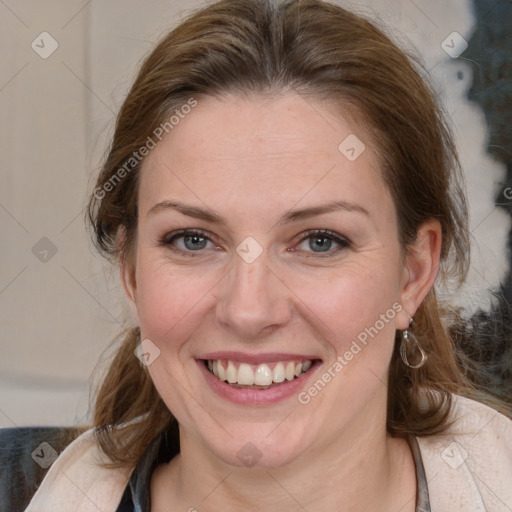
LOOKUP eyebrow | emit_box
[146,200,370,225]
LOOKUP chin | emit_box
[196,421,313,470]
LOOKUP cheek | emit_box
[134,245,402,361]
[134,256,218,347]
[285,261,401,358]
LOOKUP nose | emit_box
[215,252,292,339]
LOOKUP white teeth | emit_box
[285,361,295,381]
[217,362,227,381]
[254,364,272,386]
[207,359,314,386]
[226,361,237,383]
[237,363,255,385]
[272,362,285,383]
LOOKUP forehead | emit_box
[138,92,389,218]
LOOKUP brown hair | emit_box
[86,0,509,467]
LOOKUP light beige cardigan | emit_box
[25,394,512,511]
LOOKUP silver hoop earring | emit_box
[400,320,427,369]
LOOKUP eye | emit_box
[159,228,350,257]
[294,230,350,255]
[160,230,218,253]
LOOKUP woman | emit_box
[25,0,512,510]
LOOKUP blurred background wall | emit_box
[0,0,510,428]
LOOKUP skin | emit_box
[119,91,442,511]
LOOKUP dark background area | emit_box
[453,0,512,403]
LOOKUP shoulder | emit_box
[416,394,512,511]
[25,427,133,512]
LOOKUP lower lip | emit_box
[196,360,321,406]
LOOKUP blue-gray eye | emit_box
[181,234,209,251]
[308,236,333,252]
[295,230,349,254]
[161,230,215,252]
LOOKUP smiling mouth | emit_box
[202,359,317,389]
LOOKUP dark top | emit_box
[116,434,430,512]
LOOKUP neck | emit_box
[151,402,416,511]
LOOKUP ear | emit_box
[117,225,140,325]
[396,219,442,330]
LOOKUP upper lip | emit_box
[198,351,321,364]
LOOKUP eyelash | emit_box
[159,229,351,257]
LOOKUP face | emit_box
[121,92,430,469]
